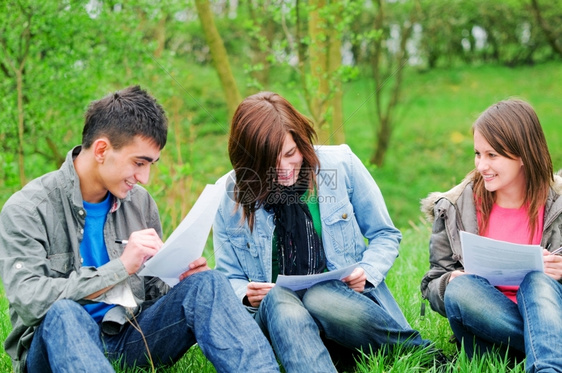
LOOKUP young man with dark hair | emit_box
[0,86,279,373]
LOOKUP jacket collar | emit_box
[58,145,128,213]
[420,170,562,222]
[420,171,475,222]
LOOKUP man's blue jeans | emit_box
[445,272,562,372]
[254,280,427,373]
[26,270,279,373]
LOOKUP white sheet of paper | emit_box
[103,281,137,308]
[460,231,544,286]
[275,263,360,291]
[138,178,226,286]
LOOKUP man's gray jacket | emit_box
[0,146,169,372]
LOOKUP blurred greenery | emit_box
[1,0,562,371]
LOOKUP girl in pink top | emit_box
[420,99,562,372]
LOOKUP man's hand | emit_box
[119,229,163,275]
[342,267,367,292]
[179,257,210,281]
[246,282,275,307]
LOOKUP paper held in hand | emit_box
[275,263,360,291]
[460,231,544,286]
[138,177,226,286]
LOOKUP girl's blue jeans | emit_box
[445,272,562,372]
[254,279,428,373]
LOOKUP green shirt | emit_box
[271,188,322,282]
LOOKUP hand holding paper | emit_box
[179,257,211,281]
[138,178,226,286]
[275,263,360,291]
[460,231,544,286]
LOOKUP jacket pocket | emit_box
[226,229,263,280]
[323,201,359,255]
[48,252,74,277]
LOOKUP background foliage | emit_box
[1,0,561,371]
[2,0,561,230]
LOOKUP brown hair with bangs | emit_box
[472,99,553,243]
[228,92,320,230]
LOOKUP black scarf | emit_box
[265,177,326,276]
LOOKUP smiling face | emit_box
[474,129,526,207]
[87,136,161,202]
[276,132,303,186]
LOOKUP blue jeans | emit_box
[445,274,525,357]
[27,270,279,373]
[254,280,427,373]
[445,272,562,372]
[517,271,562,373]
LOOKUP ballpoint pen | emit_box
[115,240,128,245]
[549,246,562,255]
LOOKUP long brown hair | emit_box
[228,92,320,230]
[472,99,553,242]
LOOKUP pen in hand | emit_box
[115,240,128,245]
[549,246,562,256]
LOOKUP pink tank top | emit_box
[478,203,544,303]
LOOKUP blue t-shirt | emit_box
[81,193,115,322]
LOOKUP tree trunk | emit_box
[246,2,274,90]
[194,0,242,118]
[530,0,562,58]
[154,15,167,59]
[372,117,391,167]
[307,0,345,145]
[308,0,329,133]
[16,68,26,186]
[327,4,344,145]
[370,0,416,167]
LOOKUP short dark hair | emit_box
[82,85,168,150]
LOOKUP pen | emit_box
[115,240,128,245]
[550,246,562,255]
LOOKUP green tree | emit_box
[0,1,101,187]
[0,1,172,189]
[365,0,419,166]
[304,0,346,144]
[193,1,361,145]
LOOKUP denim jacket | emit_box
[214,144,410,327]
[0,146,169,372]
[420,171,562,317]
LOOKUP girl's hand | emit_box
[246,282,275,307]
[342,267,367,292]
[448,270,466,283]
[543,249,562,281]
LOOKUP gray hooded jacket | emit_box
[420,171,562,317]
